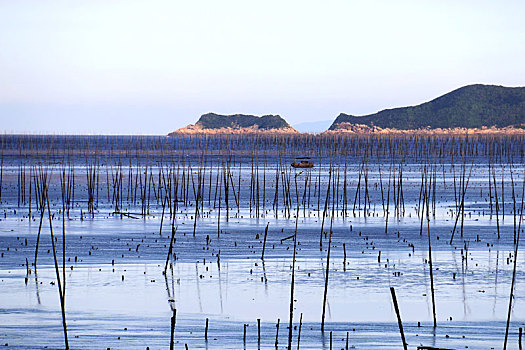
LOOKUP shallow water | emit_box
[1,135,525,349]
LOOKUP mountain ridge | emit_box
[329,84,525,131]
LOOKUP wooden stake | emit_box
[170,309,176,350]
[205,317,208,341]
[390,287,407,350]
[261,222,269,260]
[296,313,303,350]
[275,318,280,347]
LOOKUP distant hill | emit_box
[329,84,525,131]
[169,113,297,135]
[293,120,333,133]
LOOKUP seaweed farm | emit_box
[1,134,525,349]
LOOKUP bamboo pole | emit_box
[390,287,407,350]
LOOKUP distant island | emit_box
[169,113,297,135]
[169,84,525,136]
[329,84,525,133]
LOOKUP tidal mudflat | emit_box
[1,134,525,349]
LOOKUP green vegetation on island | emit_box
[197,113,292,130]
[329,84,525,130]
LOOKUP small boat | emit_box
[291,157,314,168]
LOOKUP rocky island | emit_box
[169,113,298,135]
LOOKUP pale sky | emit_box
[1,0,524,134]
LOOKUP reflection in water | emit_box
[494,250,500,316]
[164,264,176,312]
[34,269,41,305]
[261,260,268,295]
[195,262,203,312]
[218,261,223,313]
[3,246,525,348]
[1,144,525,349]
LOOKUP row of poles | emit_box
[4,133,525,349]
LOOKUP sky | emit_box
[1,0,525,135]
